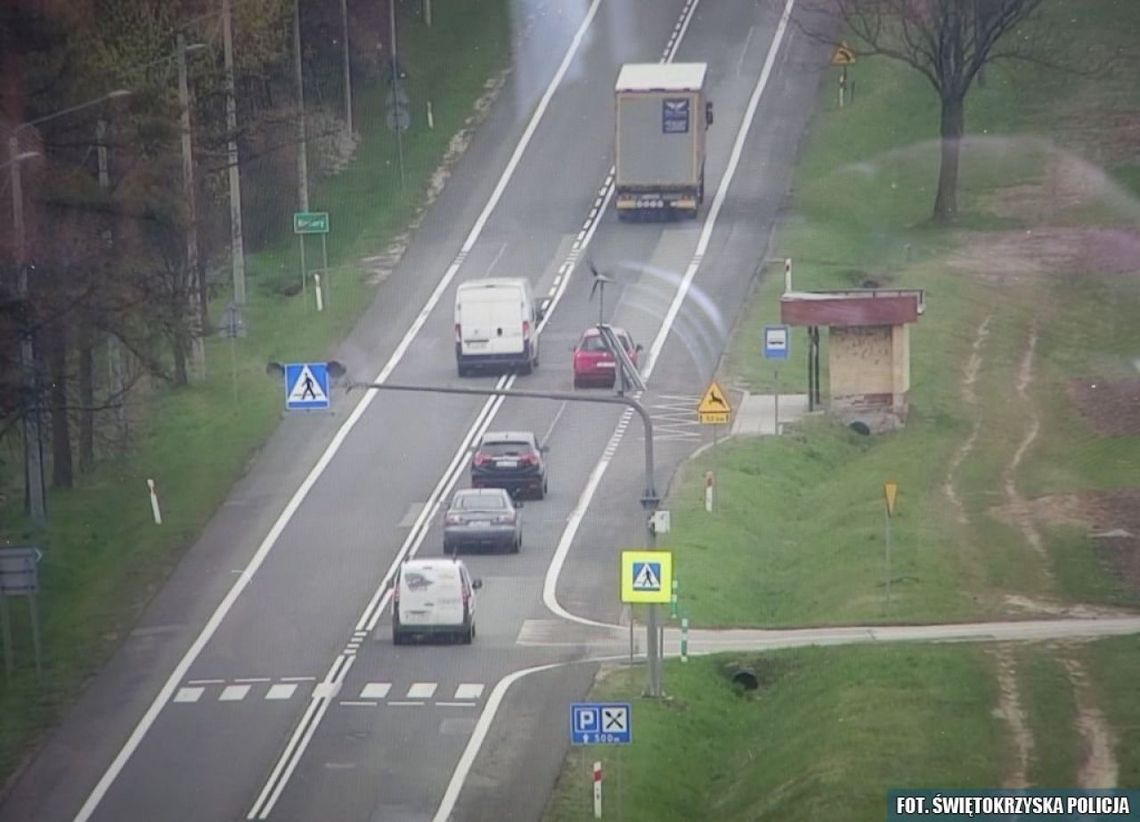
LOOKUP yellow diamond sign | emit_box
[620,550,673,604]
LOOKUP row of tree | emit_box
[0,0,398,513]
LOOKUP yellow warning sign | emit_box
[832,42,857,65]
[884,482,899,517]
[620,550,674,604]
[697,380,732,425]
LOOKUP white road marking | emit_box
[360,682,392,700]
[266,684,298,701]
[397,502,427,528]
[187,679,225,685]
[388,702,425,707]
[280,676,317,683]
[338,701,377,707]
[453,683,484,701]
[436,702,477,708]
[219,685,251,702]
[311,682,342,700]
[173,687,203,704]
[543,0,799,629]
[235,677,271,684]
[407,682,438,699]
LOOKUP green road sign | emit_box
[293,212,330,234]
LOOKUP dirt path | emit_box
[1002,324,1050,566]
[993,646,1033,788]
[944,314,993,522]
[1060,655,1119,788]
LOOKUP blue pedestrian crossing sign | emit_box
[284,362,331,410]
[570,702,632,745]
[620,550,673,604]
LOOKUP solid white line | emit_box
[338,701,377,707]
[388,701,425,707]
[433,663,564,822]
[542,0,798,632]
[235,677,271,684]
[186,679,225,685]
[435,702,477,708]
[279,676,317,683]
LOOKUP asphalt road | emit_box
[7,1,1098,822]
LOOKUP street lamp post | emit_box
[176,35,208,375]
[8,89,130,525]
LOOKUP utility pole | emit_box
[96,120,129,447]
[340,0,353,133]
[8,136,46,526]
[177,33,206,375]
[222,0,247,305]
[293,0,310,212]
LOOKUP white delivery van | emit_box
[391,558,482,645]
[454,278,542,376]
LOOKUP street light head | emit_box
[107,89,132,101]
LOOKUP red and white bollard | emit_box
[784,257,792,292]
[704,470,715,513]
[593,761,603,819]
[147,478,163,525]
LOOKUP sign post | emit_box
[831,42,857,107]
[763,325,790,434]
[293,211,330,298]
[698,380,732,512]
[621,550,673,698]
[883,482,899,608]
[0,546,44,681]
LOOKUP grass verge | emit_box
[545,646,1004,822]
[0,0,513,786]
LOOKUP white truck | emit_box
[614,62,713,221]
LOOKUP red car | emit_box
[572,327,641,388]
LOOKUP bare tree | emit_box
[805,0,1046,222]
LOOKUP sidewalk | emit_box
[730,390,812,436]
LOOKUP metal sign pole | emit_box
[321,234,330,301]
[29,592,42,680]
[774,369,781,434]
[299,235,307,295]
[1,593,11,683]
[885,508,892,609]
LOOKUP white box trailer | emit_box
[614,62,713,221]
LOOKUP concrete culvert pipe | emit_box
[723,662,759,691]
[849,420,871,436]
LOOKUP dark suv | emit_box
[470,431,548,500]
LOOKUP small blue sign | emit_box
[662,98,690,134]
[631,562,662,592]
[571,702,632,745]
[763,325,791,361]
[284,362,331,410]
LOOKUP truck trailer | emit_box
[614,62,713,221]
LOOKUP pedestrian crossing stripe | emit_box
[632,562,662,591]
[620,550,673,604]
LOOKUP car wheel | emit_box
[392,629,404,646]
[462,623,473,644]
[511,533,521,554]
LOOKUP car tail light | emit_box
[446,514,462,525]
[522,320,531,340]
[520,453,537,465]
[455,323,462,342]
[461,586,470,607]
[473,453,491,466]
[494,513,516,524]
[392,581,400,605]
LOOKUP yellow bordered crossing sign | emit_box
[697,380,732,425]
[832,42,857,66]
[884,482,899,517]
[620,550,673,604]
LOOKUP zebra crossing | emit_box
[170,677,486,709]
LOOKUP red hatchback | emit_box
[572,327,641,388]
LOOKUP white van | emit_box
[391,558,481,645]
[454,278,543,376]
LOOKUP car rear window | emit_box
[455,492,507,509]
[480,441,532,456]
[580,335,607,352]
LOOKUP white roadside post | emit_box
[704,470,714,513]
[681,617,689,662]
[147,479,162,525]
[314,272,324,312]
[593,761,602,818]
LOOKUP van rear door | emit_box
[398,563,465,627]
[458,284,526,357]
